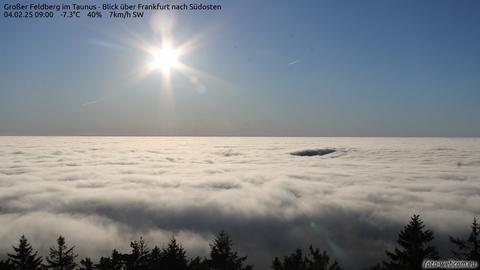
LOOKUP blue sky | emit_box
[1,0,479,136]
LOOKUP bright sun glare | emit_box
[152,45,179,72]
[128,16,204,88]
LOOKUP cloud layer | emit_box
[0,137,479,269]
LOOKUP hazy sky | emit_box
[1,0,479,136]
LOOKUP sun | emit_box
[151,45,179,73]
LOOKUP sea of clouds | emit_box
[0,137,479,269]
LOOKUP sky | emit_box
[0,0,479,136]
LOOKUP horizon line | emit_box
[0,134,478,138]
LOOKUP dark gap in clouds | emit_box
[205,182,241,190]
[290,149,336,157]
[215,149,242,157]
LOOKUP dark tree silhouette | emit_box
[7,222,477,270]
[125,237,150,270]
[188,256,209,270]
[7,235,42,270]
[78,257,94,270]
[160,238,189,270]
[450,217,480,261]
[364,264,383,270]
[95,256,112,270]
[148,246,163,269]
[271,246,343,270]
[95,249,126,270]
[44,236,77,270]
[111,249,124,270]
[272,249,306,270]
[0,259,14,270]
[383,214,439,270]
[208,231,253,270]
[306,246,343,270]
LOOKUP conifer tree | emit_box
[0,259,14,270]
[148,246,163,269]
[450,217,480,261]
[271,247,343,270]
[96,256,113,270]
[364,264,383,270]
[78,257,94,270]
[125,237,150,270]
[208,231,253,270]
[383,214,439,270]
[188,256,209,270]
[271,249,306,270]
[7,235,43,270]
[44,236,77,270]
[306,246,343,270]
[112,249,125,270]
[95,249,124,270]
[161,238,188,270]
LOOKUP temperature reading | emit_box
[62,11,80,18]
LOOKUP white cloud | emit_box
[0,137,479,269]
